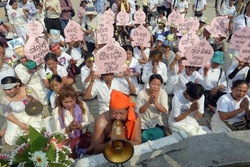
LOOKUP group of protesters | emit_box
[0,0,250,158]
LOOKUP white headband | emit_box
[1,83,18,89]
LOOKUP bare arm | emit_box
[130,116,142,145]
[218,97,249,120]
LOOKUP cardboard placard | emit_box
[64,20,84,42]
[178,17,199,35]
[24,36,49,65]
[178,31,200,54]
[167,10,183,26]
[96,14,114,45]
[239,39,250,62]
[133,9,146,25]
[182,38,214,67]
[229,27,250,49]
[26,19,43,36]
[94,39,127,74]
[211,16,228,34]
[116,11,130,26]
[131,24,151,47]
[103,9,115,24]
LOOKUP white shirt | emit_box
[40,65,68,79]
[52,101,91,133]
[177,0,188,12]
[142,61,168,85]
[198,66,227,91]
[57,52,72,69]
[193,0,206,11]
[233,14,250,32]
[90,78,130,114]
[149,0,158,12]
[216,93,250,124]
[168,92,205,125]
[174,70,203,95]
[80,63,99,90]
[115,57,141,94]
[133,47,150,68]
[137,89,168,129]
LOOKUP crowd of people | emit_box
[0,0,250,159]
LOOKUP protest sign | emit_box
[178,31,200,54]
[96,14,114,45]
[205,16,228,38]
[178,17,199,35]
[116,11,130,26]
[24,36,49,65]
[131,24,151,47]
[133,9,146,25]
[239,39,250,62]
[26,19,43,36]
[182,38,214,67]
[211,16,228,33]
[229,27,250,49]
[103,9,115,24]
[167,10,182,26]
[94,39,127,74]
[64,20,83,42]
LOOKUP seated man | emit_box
[88,90,142,154]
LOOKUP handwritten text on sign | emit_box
[26,19,43,36]
[229,27,250,49]
[178,31,200,53]
[64,20,83,42]
[239,39,250,62]
[103,9,115,24]
[168,10,183,26]
[94,39,127,74]
[24,37,49,65]
[96,15,114,45]
[133,9,146,24]
[178,17,199,34]
[182,39,214,67]
[116,11,130,26]
[131,24,151,47]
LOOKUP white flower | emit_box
[30,151,48,167]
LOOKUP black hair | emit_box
[0,41,4,48]
[158,9,164,15]
[1,76,19,85]
[122,45,134,55]
[100,73,114,80]
[244,1,250,14]
[44,52,58,63]
[149,49,163,60]
[232,79,249,89]
[185,82,204,100]
[9,0,18,6]
[49,74,62,83]
[84,52,94,61]
[149,74,163,84]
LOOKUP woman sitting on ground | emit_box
[1,76,43,145]
[168,82,211,137]
[137,74,170,142]
[51,86,91,136]
[211,79,250,133]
